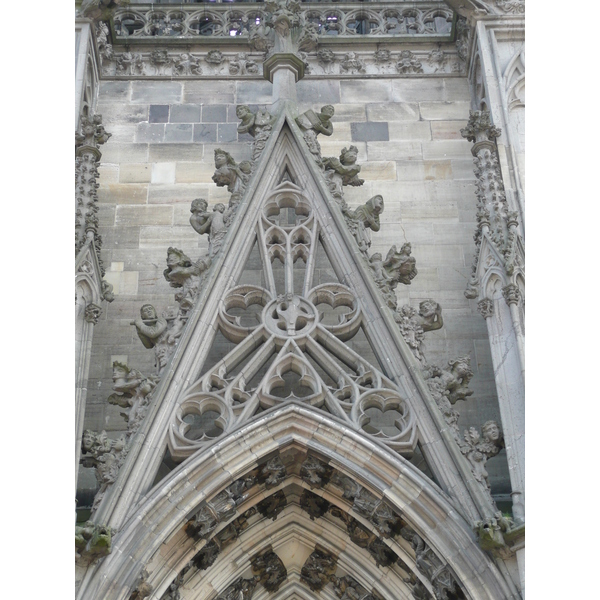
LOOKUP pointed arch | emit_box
[79,404,515,600]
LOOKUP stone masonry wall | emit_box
[85,75,510,496]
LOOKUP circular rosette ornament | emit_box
[308,283,362,341]
[219,285,272,343]
[169,392,233,460]
[355,389,417,455]
[264,294,318,340]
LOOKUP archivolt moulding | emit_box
[78,404,516,600]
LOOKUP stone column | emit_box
[461,111,525,525]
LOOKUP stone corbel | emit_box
[85,303,103,324]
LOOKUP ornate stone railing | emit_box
[112,2,455,41]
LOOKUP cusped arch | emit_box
[80,403,514,600]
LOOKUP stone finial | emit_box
[502,283,521,305]
[477,298,494,319]
[460,110,501,144]
[76,113,111,154]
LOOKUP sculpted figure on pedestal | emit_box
[108,361,158,435]
[460,421,504,496]
[251,548,288,592]
[212,149,249,206]
[295,105,335,165]
[216,577,258,600]
[164,247,207,313]
[394,300,443,364]
[301,549,337,591]
[369,243,418,308]
[323,145,365,202]
[236,105,277,162]
[131,304,169,373]
[343,195,384,255]
[81,429,126,514]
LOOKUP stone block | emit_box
[201,143,251,163]
[395,161,425,182]
[101,143,149,164]
[98,165,119,184]
[119,271,140,296]
[326,121,351,143]
[148,144,204,162]
[193,123,217,143]
[184,80,236,104]
[175,162,216,184]
[391,78,445,103]
[236,80,273,104]
[208,183,232,203]
[340,80,392,103]
[419,101,471,121]
[218,123,238,143]
[151,163,176,184]
[431,120,468,140]
[119,163,152,184]
[115,205,173,226]
[351,122,389,142]
[97,104,148,125]
[397,200,459,222]
[149,184,211,204]
[366,141,422,161]
[164,123,193,143]
[388,121,432,141]
[410,244,464,266]
[97,184,148,205]
[139,226,200,249]
[330,104,367,122]
[423,160,453,181]
[366,103,419,122]
[422,140,471,160]
[105,124,137,144]
[360,161,396,181]
[442,78,471,101]
[103,271,121,295]
[98,81,131,102]
[202,104,228,123]
[149,105,169,123]
[98,226,141,249]
[131,81,183,104]
[136,123,165,143]
[109,262,124,273]
[98,205,116,228]
[170,104,202,123]
[450,159,477,180]
[296,79,341,105]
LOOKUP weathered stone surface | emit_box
[135,123,165,144]
[150,163,176,185]
[202,105,228,123]
[419,101,471,121]
[193,124,218,143]
[115,205,173,226]
[148,144,205,162]
[119,164,152,184]
[366,141,422,161]
[164,124,193,143]
[388,121,432,141]
[184,80,236,104]
[97,184,148,205]
[170,104,202,123]
[341,80,392,103]
[149,105,169,124]
[131,82,182,104]
[366,103,420,122]
[351,122,389,142]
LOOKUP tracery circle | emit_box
[263,294,319,339]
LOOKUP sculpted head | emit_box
[419,299,438,318]
[370,252,382,263]
[448,356,473,379]
[162,305,179,320]
[400,242,412,255]
[321,105,335,118]
[214,149,234,168]
[112,361,129,381]
[482,420,501,443]
[166,247,191,268]
[239,160,252,175]
[340,145,358,166]
[214,203,226,213]
[236,104,251,119]
[140,304,157,321]
[82,430,96,452]
[191,198,208,214]
[367,195,384,215]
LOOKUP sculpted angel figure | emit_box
[383,242,418,286]
[190,199,233,257]
[394,299,443,364]
[212,149,248,205]
[295,105,335,164]
[343,195,384,254]
[237,105,277,161]
[323,145,365,201]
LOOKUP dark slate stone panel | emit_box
[202,104,228,123]
[149,105,169,123]
[351,121,389,142]
[193,123,217,143]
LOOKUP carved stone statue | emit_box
[343,195,384,254]
[301,549,337,591]
[191,540,220,572]
[190,202,233,259]
[163,247,207,314]
[236,105,278,161]
[460,421,504,494]
[260,456,287,488]
[131,304,169,373]
[394,300,443,364]
[107,362,157,436]
[80,429,126,514]
[323,145,365,202]
[188,476,256,539]
[295,105,335,165]
[212,149,248,206]
[216,577,258,600]
[75,520,112,563]
[331,575,375,600]
[300,455,332,488]
[300,489,331,521]
[257,490,287,521]
[369,243,418,308]
[251,549,288,592]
